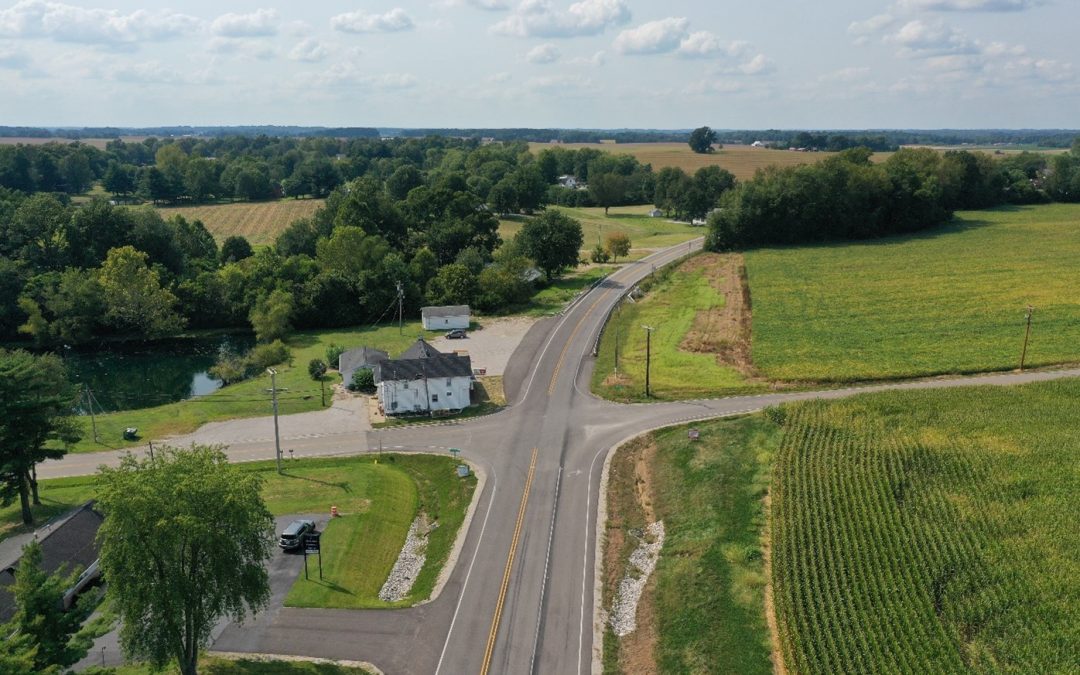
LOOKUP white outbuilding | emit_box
[421,305,470,330]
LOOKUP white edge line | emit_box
[435,464,499,675]
[530,465,563,674]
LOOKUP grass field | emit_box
[747,203,1080,382]
[592,253,760,401]
[86,655,374,674]
[602,417,780,674]
[529,143,846,180]
[156,198,325,246]
[772,380,1080,673]
[2,454,475,611]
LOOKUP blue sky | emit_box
[0,0,1076,128]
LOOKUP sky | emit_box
[0,0,1077,129]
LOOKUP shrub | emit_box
[590,244,610,264]
[326,343,345,369]
[349,368,375,392]
[209,340,291,386]
[308,358,327,380]
[247,340,291,371]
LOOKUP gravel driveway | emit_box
[428,316,536,376]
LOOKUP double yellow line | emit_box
[480,446,539,675]
[547,290,611,395]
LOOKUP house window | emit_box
[391,402,398,410]
[432,394,439,402]
[446,391,452,397]
[446,378,452,386]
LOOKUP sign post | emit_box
[303,532,322,580]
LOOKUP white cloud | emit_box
[312,63,417,89]
[211,9,278,38]
[435,0,510,9]
[331,8,414,34]
[819,66,871,82]
[491,0,630,38]
[613,17,687,55]
[113,60,219,85]
[526,42,560,63]
[526,72,593,91]
[739,53,774,75]
[0,43,27,67]
[289,38,328,63]
[0,1,199,44]
[887,19,976,57]
[676,32,750,59]
[848,14,894,37]
[897,0,1042,11]
[208,37,276,60]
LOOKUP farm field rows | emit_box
[528,142,860,180]
[772,380,1080,673]
[746,203,1080,382]
[156,198,326,246]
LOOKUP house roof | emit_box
[0,501,104,623]
[339,346,388,371]
[399,338,443,360]
[374,353,473,383]
[421,305,470,319]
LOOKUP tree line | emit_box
[708,143,1080,250]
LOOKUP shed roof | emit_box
[421,305,470,319]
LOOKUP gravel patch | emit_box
[378,516,429,602]
[609,520,665,637]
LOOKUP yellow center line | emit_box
[548,290,611,395]
[480,446,539,675]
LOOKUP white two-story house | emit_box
[374,339,474,415]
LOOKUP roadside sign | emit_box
[303,532,321,554]
[688,429,700,441]
[449,447,461,458]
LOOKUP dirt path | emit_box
[678,252,756,378]
[762,490,788,675]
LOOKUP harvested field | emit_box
[678,253,754,377]
[155,198,326,245]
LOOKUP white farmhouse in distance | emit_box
[421,305,470,330]
[374,338,474,416]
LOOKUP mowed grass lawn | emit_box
[1,454,476,610]
[156,198,326,246]
[69,322,437,453]
[592,258,761,401]
[284,454,476,608]
[747,203,1080,382]
[499,205,701,260]
[772,380,1080,673]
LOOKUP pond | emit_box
[62,334,256,414]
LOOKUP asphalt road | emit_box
[49,237,1080,674]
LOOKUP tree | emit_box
[249,288,293,342]
[605,231,631,262]
[426,263,477,306]
[60,152,93,194]
[308,358,327,380]
[688,126,719,154]
[7,540,94,671]
[588,173,628,215]
[0,349,79,525]
[98,246,184,338]
[518,210,583,281]
[103,161,137,198]
[488,179,518,214]
[220,235,254,263]
[96,447,274,675]
[183,157,218,202]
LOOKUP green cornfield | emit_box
[770,380,1079,673]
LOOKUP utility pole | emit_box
[1019,305,1034,371]
[643,325,655,397]
[83,385,99,443]
[396,281,404,335]
[267,368,282,474]
[148,441,154,461]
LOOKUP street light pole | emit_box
[1019,305,1034,371]
[267,368,282,474]
[643,325,655,397]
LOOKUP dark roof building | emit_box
[338,346,389,386]
[0,501,104,622]
[374,338,472,383]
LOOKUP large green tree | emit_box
[688,126,719,154]
[588,172,628,215]
[96,447,274,675]
[98,246,184,338]
[517,210,583,281]
[249,288,294,342]
[6,540,94,671]
[0,349,80,525]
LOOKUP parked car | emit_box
[446,329,467,339]
[278,519,316,551]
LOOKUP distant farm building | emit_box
[422,305,470,330]
[649,208,663,218]
[557,175,580,189]
[375,339,474,415]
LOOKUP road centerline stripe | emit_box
[480,446,539,675]
[549,290,611,395]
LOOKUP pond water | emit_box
[62,334,255,414]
